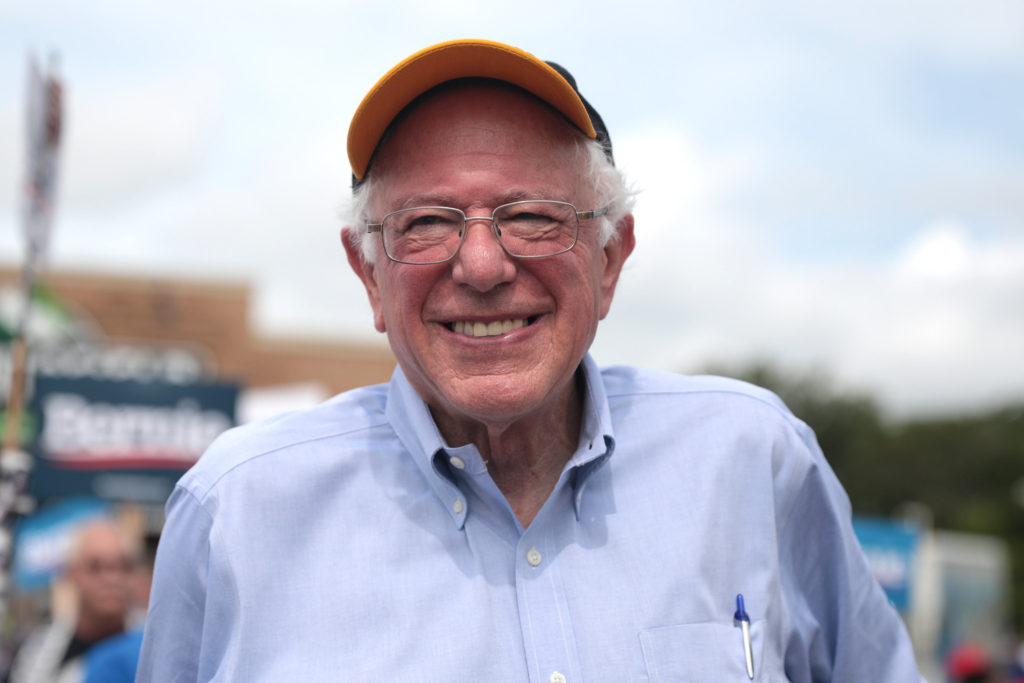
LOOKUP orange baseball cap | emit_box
[347,39,612,185]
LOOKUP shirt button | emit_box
[453,499,464,514]
[550,673,567,683]
[450,455,466,469]
[526,547,542,567]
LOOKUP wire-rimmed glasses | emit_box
[366,200,609,265]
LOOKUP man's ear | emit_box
[341,227,387,333]
[598,214,636,320]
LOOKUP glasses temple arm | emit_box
[576,207,610,220]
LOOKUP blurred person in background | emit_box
[1012,639,1024,682]
[8,519,131,683]
[80,534,158,683]
[945,642,995,683]
[139,39,926,681]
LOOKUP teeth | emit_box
[452,319,527,337]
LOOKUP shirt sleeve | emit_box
[136,485,216,683]
[776,418,926,683]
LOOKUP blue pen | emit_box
[734,594,755,679]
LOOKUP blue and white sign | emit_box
[853,516,921,612]
[28,376,238,505]
[12,497,111,591]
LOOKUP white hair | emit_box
[341,136,634,263]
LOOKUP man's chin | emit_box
[433,373,570,426]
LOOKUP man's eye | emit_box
[505,212,553,224]
[393,214,462,243]
[409,214,447,226]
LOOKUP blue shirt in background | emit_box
[84,628,143,683]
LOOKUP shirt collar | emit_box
[385,354,616,528]
[385,364,468,526]
[569,354,616,519]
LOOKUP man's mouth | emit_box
[447,318,534,338]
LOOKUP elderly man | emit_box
[139,40,925,681]
[9,519,132,683]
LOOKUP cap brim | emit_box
[347,39,597,182]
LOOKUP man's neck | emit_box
[431,372,585,528]
[74,613,125,644]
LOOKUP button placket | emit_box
[512,491,582,683]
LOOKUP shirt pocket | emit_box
[639,620,767,682]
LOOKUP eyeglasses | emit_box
[78,556,133,575]
[366,200,609,265]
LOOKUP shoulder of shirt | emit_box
[177,382,390,500]
[598,365,824,471]
[599,364,797,421]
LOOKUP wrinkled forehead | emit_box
[367,79,590,188]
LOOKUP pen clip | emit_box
[734,593,750,624]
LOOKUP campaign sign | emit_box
[13,497,111,591]
[28,376,238,505]
[852,516,920,612]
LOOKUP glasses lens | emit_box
[494,201,578,257]
[382,207,464,263]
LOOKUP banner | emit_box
[23,53,63,269]
[852,516,921,612]
[0,340,210,404]
[28,376,238,505]
[11,497,111,591]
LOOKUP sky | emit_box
[1,0,1022,418]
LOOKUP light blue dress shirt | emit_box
[138,356,925,682]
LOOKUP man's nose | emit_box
[450,217,516,291]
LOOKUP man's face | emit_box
[68,525,131,621]
[346,84,633,433]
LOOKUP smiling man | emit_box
[344,78,631,528]
[138,40,925,682]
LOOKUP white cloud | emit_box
[747,0,1024,62]
[60,72,221,210]
[833,246,1024,417]
[0,102,22,227]
[896,222,972,282]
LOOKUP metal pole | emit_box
[1,51,63,658]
